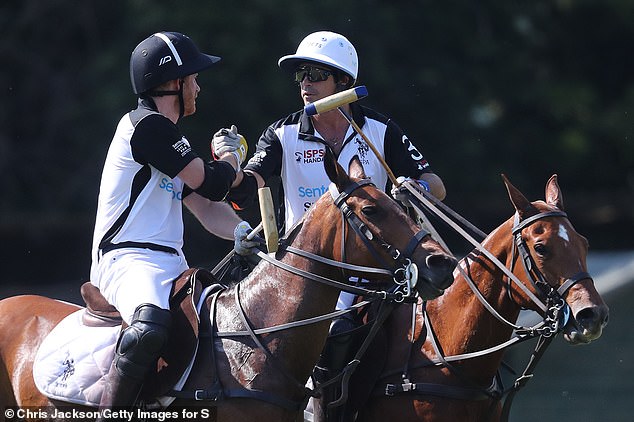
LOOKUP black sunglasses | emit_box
[294,66,334,83]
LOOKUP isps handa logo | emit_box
[295,149,325,164]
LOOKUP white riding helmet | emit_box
[278,31,359,82]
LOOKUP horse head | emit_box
[503,174,609,344]
[311,148,457,299]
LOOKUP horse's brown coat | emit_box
[353,175,609,422]
[0,152,456,422]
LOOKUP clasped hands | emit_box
[211,124,248,167]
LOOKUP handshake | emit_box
[211,124,248,166]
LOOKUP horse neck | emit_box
[424,219,523,379]
[213,215,347,394]
[240,209,344,330]
[284,221,346,315]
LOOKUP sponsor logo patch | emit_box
[297,184,327,198]
[159,177,183,200]
[172,137,192,157]
[295,149,325,164]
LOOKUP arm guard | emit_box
[194,161,237,201]
[226,171,258,210]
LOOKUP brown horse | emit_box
[350,174,609,422]
[0,151,456,422]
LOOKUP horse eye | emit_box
[534,243,548,256]
[361,205,377,216]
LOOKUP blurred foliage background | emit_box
[1,0,632,284]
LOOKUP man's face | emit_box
[295,63,338,106]
[181,73,200,117]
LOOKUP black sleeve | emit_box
[226,171,259,210]
[383,119,432,178]
[182,160,238,201]
[244,124,283,179]
[130,114,198,178]
[194,160,237,201]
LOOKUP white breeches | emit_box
[91,248,188,325]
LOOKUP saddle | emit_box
[80,267,222,398]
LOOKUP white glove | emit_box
[233,221,261,255]
[211,124,248,165]
[391,176,430,206]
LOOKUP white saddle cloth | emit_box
[32,284,216,408]
[33,309,119,407]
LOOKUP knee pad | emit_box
[113,304,172,381]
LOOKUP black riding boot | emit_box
[97,304,171,420]
[98,363,144,418]
[312,316,360,422]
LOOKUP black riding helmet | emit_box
[130,32,220,116]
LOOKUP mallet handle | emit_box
[338,108,400,186]
[304,86,368,116]
[258,187,279,253]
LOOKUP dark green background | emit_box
[1,12,632,420]
[2,1,633,284]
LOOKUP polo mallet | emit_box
[305,85,398,186]
[304,87,449,250]
[257,186,279,253]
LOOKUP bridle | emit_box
[263,178,430,303]
[178,178,433,410]
[328,178,430,297]
[330,179,430,273]
[379,208,593,421]
[509,210,591,324]
[446,209,591,346]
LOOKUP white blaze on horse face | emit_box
[558,224,570,243]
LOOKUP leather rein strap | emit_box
[379,208,593,421]
[330,179,430,273]
[175,179,426,411]
[512,211,591,299]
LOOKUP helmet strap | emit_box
[146,89,180,97]
[143,79,186,119]
[146,80,185,119]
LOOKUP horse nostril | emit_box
[426,254,458,272]
[576,306,609,330]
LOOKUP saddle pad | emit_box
[33,309,119,407]
[32,286,215,408]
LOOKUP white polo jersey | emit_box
[90,100,198,281]
[245,103,431,232]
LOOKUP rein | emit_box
[246,179,425,303]
[179,178,426,411]
[402,183,549,312]
[381,184,592,421]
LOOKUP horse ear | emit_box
[545,174,564,211]
[501,174,537,219]
[324,146,350,187]
[348,155,367,179]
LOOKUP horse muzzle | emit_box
[563,302,609,345]
[415,253,457,300]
